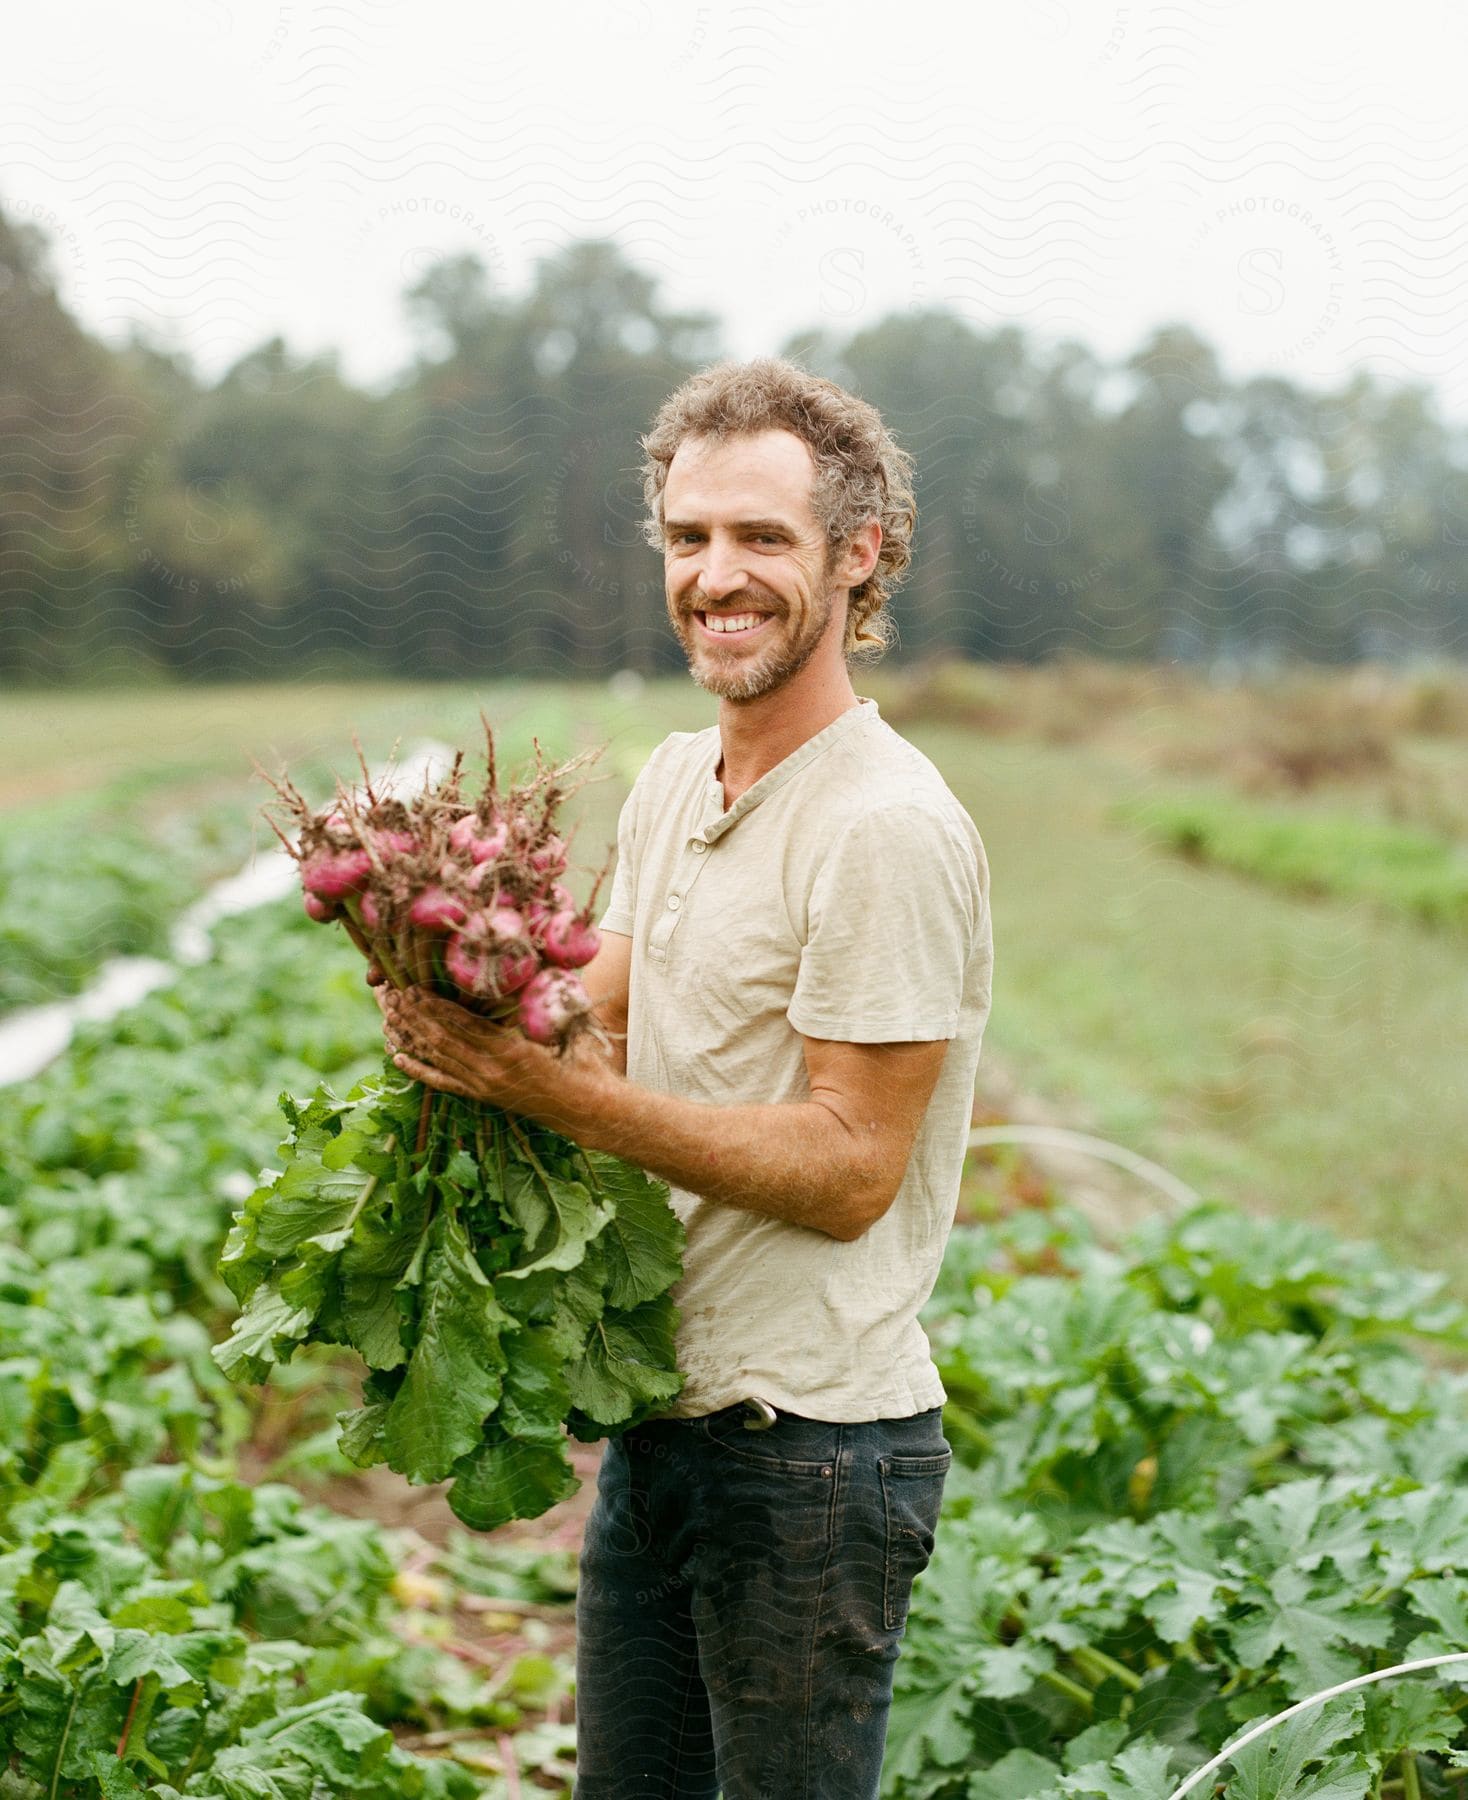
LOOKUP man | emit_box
[381,357,993,1797]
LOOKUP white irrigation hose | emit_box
[1162,1653,1468,1799]
[966,1124,1203,1212]
[0,741,455,1089]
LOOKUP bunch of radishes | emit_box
[266,726,605,1052]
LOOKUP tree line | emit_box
[1,202,1465,682]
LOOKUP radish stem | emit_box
[115,1677,144,1758]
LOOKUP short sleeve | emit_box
[597,762,647,938]
[787,804,982,1044]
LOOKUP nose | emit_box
[695,536,750,603]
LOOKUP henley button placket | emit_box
[647,831,717,960]
[647,701,875,966]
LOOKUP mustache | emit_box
[684,596,782,617]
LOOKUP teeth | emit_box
[704,613,765,633]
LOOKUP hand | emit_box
[376,985,610,1133]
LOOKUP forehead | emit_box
[664,428,818,523]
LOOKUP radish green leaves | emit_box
[214,1058,684,1529]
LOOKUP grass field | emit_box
[5,663,1466,1286]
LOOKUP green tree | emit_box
[0,209,137,679]
[1109,324,1233,661]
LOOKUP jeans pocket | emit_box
[878,1449,952,1632]
[699,1408,839,1475]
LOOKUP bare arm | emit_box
[571,1033,950,1241]
[379,981,950,1243]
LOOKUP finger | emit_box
[385,1016,430,1060]
[385,999,440,1044]
[391,1013,476,1078]
[391,999,477,1052]
[408,991,469,1027]
[415,1034,480,1083]
[381,992,420,1030]
[392,1051,476,1101]
[386,989,438,1024]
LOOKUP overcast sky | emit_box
[6,0,1468,421]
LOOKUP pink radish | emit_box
[444,909,537,997]
[372,828,419,857]
[496,947,540,993]
[443,933,485,995]
[409,885,468,934]
[485,904,528,944]
[267,716,616,1052]
[524,882,576,935]
[518,968,591,1044]
[542,909,599,969]
[528,834,567,877]
[301,848,373,898]
[444,928,538,998]
[449,814,509,865]
[447,814,480,854]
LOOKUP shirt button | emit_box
[690,840,707,854]
[667,895,681,911]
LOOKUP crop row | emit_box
[887,1200,1468,1796]
[1,896,578,1796]
[0,780,266,1016]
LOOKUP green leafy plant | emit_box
[0,902,381,1299]
[0,1464,501,1797]
[883,1202,1468,1798]
[0,1249,247,1510]
[0,784,259,1015]
[213,1061,684,1530]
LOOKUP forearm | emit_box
[379,988,881,1237]
[573,1069,878,1240]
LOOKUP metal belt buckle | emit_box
[741,1396,778,1431]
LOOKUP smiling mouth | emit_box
[694,611,774,642]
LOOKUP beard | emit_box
[672,585,837,703]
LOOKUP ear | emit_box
[831,518,882,590]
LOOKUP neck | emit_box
[714,654,861,803]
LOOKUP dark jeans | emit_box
[572,1401,951,1799]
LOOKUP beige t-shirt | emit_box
[599,696,993,1421]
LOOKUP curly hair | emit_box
[639,356,916,661]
